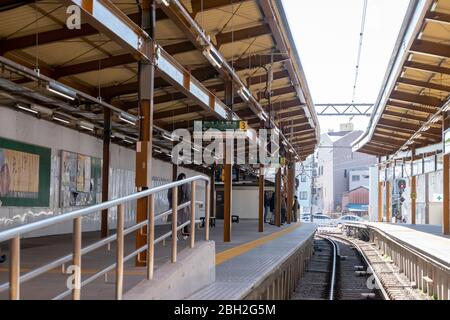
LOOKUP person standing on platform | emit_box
[281,190,287,224]
[292,196,300,223]
[168,173,191,240]
[269,192,275,225]
[264,192,271,223]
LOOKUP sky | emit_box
[282,0,410,134]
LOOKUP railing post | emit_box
[190,181,196,249]
[9,236,20,300]
[116,204,125,300]
[172,186,178,263]
[205,180,210,241]
[72,217,82,300]
[147,194,155,280]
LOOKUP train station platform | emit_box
[188,223,317,300]
[349,222,450,266]
[0,220,306,300]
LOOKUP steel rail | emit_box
[316,235,338,300]
[325,233,391,301]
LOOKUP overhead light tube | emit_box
[119,112,137,126]
[16,103,38,115]
[203,46,223,69]
[46,82,76,101]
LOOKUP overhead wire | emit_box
[351,0,369,120]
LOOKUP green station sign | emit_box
[194,120,248,132]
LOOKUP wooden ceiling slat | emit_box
[387,99,437,114]
[425,11,450,25]
[390,90,444,107]
[383,110,428,122]
[404,61,450,76]
[397,77,450,93]
[216,24,272,47]
[410,40,450,59]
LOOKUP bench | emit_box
[200,217,216,228]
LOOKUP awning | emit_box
[347,204,369,212]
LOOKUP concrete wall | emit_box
[124,241,215,300]
[232,187,259,219]
[0,107,207,236]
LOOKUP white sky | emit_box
[282,0,410,133]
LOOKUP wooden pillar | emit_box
[210,164,216,218]
[258,164,265,233]
[172,163,178,181]
[378,181,383,222]
[223,81,233,242]
[443,154,450,235]
[377,164,383,223]
[411,176,417,225]
[224,158,232,242]
[287,163,295,225]
[386,181,391,223]
[135,0,156,265]
[275,167,282,227]
[101,108,111,238]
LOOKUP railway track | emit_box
[292,234,385,300]
[293,230,428,300]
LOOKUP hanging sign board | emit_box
[444,129,450,155]
[424,155,436,174]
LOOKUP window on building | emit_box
[352,175,360,182]
[300,192,308,200]
[301,176,307,183]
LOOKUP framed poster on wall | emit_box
[60,150,102,208]
[0,137,51,207]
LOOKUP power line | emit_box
[352,0,368,104]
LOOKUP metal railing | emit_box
[344,222,450,300]
[0,175,210,300]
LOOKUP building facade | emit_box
[315,130,377,215]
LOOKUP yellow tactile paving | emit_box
[215,223,302,265]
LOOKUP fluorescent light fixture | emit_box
[154,148,162,154]
[157,0,170,6]
[162,132,175,141]
[274,127,280,135]
[46,82,76,101]
[79,120,94,131]
[31,104,53,116]
[260,111,268,122]
[282,140,287,146]
[112,132,125,140]
[119,112,137,126]
[237,87,251,102]
[123,138,134,144]
[192,145,201,152]
[203,46,223,69]
[443,103,450,112]
[16,103,38,114]
[53,115,70,125]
